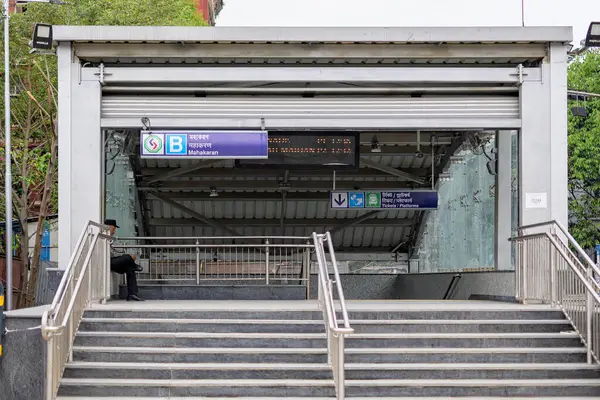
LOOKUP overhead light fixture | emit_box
[585,22,600,47]
[209,188,219,197]
[370,136,382,153]
[31,23,53,50]
[571,106,588,118]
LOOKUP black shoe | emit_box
[127,294,144,301]
[135,265,143,272]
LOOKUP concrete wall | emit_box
[0,306,48,400]
[392,271,515,300]
[309,271,515,300]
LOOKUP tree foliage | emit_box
[0,0,205,307]
[567,50,600,249]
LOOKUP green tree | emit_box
[567,50,600,249]
[0,0,206,308]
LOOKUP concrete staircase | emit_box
[56,300,600,399]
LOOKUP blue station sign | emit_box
[140,131,269,159]
[330,190,438,210]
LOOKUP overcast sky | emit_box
[217,0,599,45]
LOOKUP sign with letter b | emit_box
[166,134,188,155]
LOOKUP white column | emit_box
[57,42,73,269]
[58,45,103,269]
[519,44,569,229]
[496,131,513,270]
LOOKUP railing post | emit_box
[587,265,593,364]
[522,240,528,303]
[45,338,53,400]
[102,235,107,303]
[88,234,94,303]
[196,239,200,285]
[304,242,311,299]
[67,278,74,362]
[549,242,556,307]
[337,334,345,400]
[265,239,270,285]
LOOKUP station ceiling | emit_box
[124,131,475,253]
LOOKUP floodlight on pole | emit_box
[585,22,600,48]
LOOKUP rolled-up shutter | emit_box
[101,95,520,129]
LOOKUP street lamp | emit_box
[585,22,600,48]
[3,0,56,311]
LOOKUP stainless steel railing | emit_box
[313,232,353,400]
[112,236,312,286]
[41,221,111,400]
[513,220,600,364]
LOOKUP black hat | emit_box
[104,219,120,228]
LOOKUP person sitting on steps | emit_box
[105,219,144,302]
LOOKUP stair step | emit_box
[55,398,600,400]
[65,361,599,371]
[344,379,600,397]
[62,361,600,380]
[78,317,572,333]
[79,318,326,333]
[81,318,324,324]
[346,347,587,354]
[71,345,589,364]
[76,331,325,338]
[57,378,336,397]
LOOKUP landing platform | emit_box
[90,300,556,312]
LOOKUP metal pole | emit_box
[3,0,13,311]
[586,265,593,364]
[265,239,269,285]
[195,239,200,285]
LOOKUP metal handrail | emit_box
[517,220,600,278]
[443,273,462,300]
[112,238,313,286]
[116,236,312,240]
[512,229,600,364]
[312,232,353,400]
[41,221,111,400]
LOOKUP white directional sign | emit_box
[330,192,348,208]
[330,190,439,210]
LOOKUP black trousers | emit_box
[110,255,139,296]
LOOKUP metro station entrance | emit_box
[102,125,511,299]
[55,26,569,301]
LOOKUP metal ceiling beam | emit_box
[139,181,424,191]
[102,117,522,130]
[147,192,242,236]
[143,160,220,184]
[150,192,331,201]
[360,158,425,184]
[74,43,547,61]
[140,168,431,180]
[329,211,383,234]
[84,66,541,85]
[149,217,412,227]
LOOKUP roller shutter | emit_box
[101,95,520,129]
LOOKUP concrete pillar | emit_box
[496,130,514,270]
[519,43,569,230]
[58,45,103,269]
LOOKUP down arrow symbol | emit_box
[334,194,346,207]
